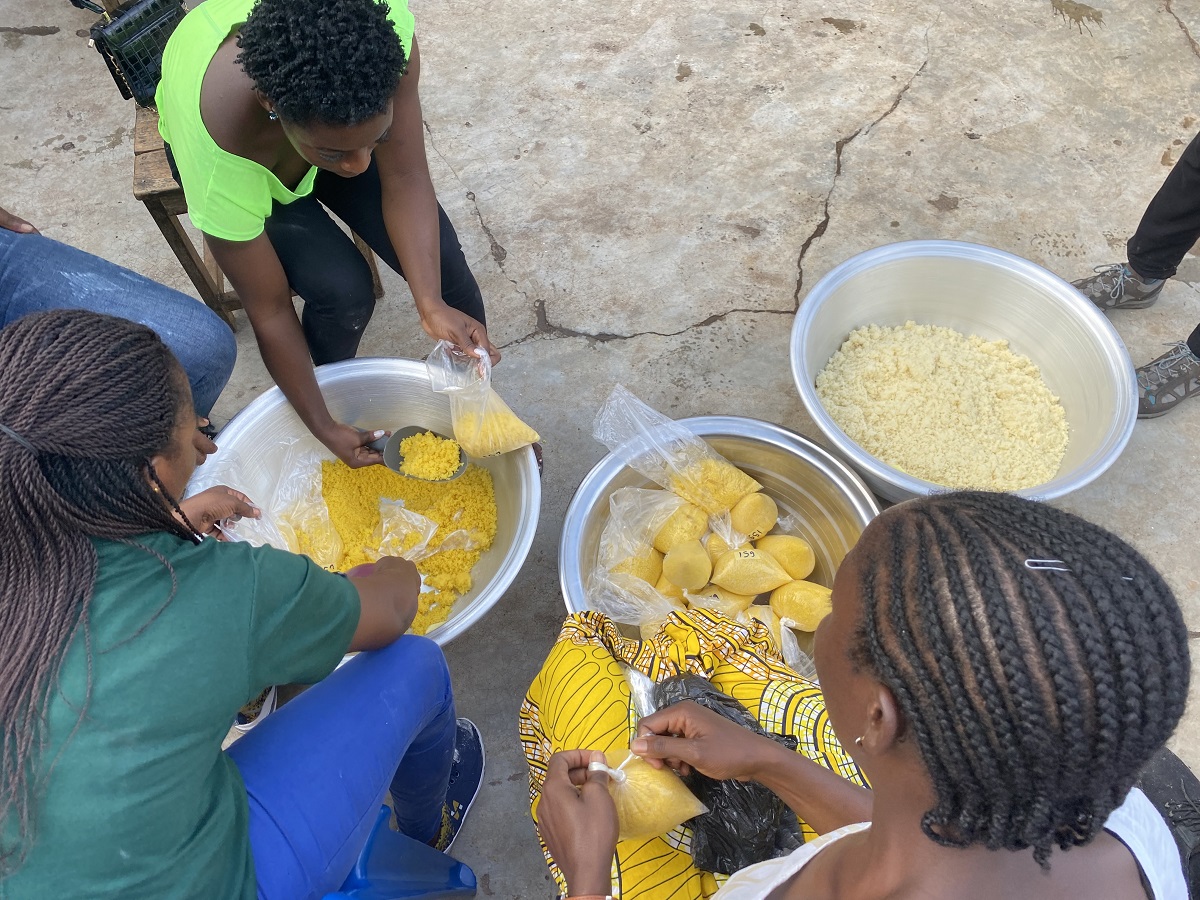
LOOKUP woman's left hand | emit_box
[419,304,501,365]
[178,486,260,539]
[538,750,619,896]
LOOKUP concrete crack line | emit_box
[791,41,930,307]
[421,121,509,270]
[1163,0,1200,61]
[504,32,933,350]
[501,305,793,349]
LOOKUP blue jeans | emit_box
[0,230,236,416]
[227,636,456,900]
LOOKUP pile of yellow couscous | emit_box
[399,430,462,480]
[320,459,498,635]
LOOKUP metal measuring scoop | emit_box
[367,426,468,482]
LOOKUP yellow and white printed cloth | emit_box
[520,609,867,900]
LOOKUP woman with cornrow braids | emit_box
[0,310,485,898]
[537,492,1191,900]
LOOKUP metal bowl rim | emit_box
[558,415,881,615]
[788,240,1139,501]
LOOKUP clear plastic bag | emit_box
[426,340,539,457]
[188,440,342,569]
[592,385,760,515]
[588,487,684,626]
[590,749,707,843]
[652,674,803,874]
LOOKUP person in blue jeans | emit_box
[0,203,236,418]
[0,309,485,899]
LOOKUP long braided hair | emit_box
[852,491,1189,867]
[0,310,201,872]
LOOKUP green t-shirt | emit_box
[0,532,359,899]
[155,0,416,241]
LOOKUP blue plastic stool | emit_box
[321,806,477,900]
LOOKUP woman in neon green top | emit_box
[157,0,499,467]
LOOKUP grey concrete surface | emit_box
[2,0,1199,896]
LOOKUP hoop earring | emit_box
[854,736,864,747]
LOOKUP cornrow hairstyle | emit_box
[236,0,408,126]
[0,310,201,874]
[851,491,1189,867]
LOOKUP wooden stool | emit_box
[132,106,384,331]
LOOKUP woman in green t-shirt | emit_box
[0,310,484,898]
[157,0,500,468]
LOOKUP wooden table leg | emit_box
[142,198,238,331]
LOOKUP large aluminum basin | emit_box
[191,357,541,645]
[559,416,880,613]
[790,240,1138,503]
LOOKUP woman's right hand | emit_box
[631,700,779,782]
[319,423,387,468]
[538,750,619,897]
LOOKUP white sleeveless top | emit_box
[714,789,1186,899]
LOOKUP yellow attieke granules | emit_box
[320,460,498,635]
[398,430,461,480]
[816,322,1068,490]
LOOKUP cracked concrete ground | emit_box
[2,0,1199,895]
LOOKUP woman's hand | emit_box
[318,423,387,468]
[538,750,619,897]
[631,700,780,782]
[419,303,500,366]
[0,205,38,234]
[178,485,260,539]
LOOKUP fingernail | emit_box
[372,430,385,438]
[631,738,648,754]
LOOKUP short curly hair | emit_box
[236,0,408,126]
[852,491,1188,867]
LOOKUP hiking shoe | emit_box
[1073,262,1165,310]
[430,718,486,852]
[1137,342,1200,418]
[1136,747,1200,897]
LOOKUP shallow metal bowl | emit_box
[790,240,1138,503]
[559,416,880,613]
[194,357,541,645]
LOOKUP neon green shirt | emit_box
[0,533,359,899]
[155,0,415,241]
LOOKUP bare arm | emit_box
[632,700,873,835]
[374,38,499,363]
[206,233,384,467]
[345,556,421,650]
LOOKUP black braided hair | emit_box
[851,491,1189,867]
[0,310,200,874]
[236,0,408,126]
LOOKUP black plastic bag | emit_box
[653,674,803,875]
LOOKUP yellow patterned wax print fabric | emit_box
[519,608,867,900]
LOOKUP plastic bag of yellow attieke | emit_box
[520,608,867,900]
[426,340,539,457]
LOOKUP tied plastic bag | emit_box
[589,750,707,843]
[589,487,685,626]
[653,675,803,874]
[426,340,539,457]
[592,385,761,515]
[369,498,480,562]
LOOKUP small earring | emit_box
[854,736,863,747]
[267,109,279,121]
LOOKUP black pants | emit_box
[1126,129,1200,355]
[167,145,484,365]
[266,160,485,364]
